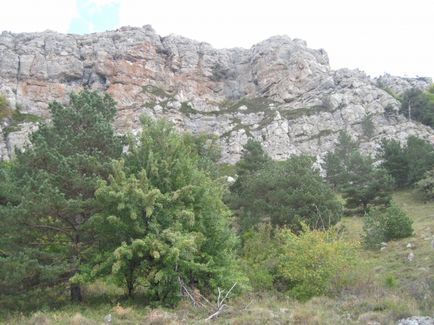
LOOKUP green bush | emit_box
[362,113,375,138]
[0,95,7,108]
[276,225,358,301]
[415,168,434,201]
[0,95,12,120]
[241,224,358,301]
[383,274,399,289]
[240,224,276,290]
[362,203,413,249]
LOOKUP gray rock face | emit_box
[397,316,434,325]
[376,74,432,96]
[0,25,433,162]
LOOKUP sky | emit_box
[0,0,433,79]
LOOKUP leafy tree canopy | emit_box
[84,117,245,304]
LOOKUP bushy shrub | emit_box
[415,168,434,201]
[242,223,358,301]
[0,95,7,108]
[240,224,276,290]
[362,113,375,138]
[0,94,12,120]
[362,203,413,249]
[276,224,358,301]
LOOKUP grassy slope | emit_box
[342,190,434,304]
[2,191,433,325]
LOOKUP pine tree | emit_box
[235,139,271,178]
[405,136,434,185]
[342,151,393,214]
[377,138,408,188]
[322,131,393,214]
[229,139,271,202]
[323,131,358,190]
[416,167,434,201]
[1,90,124,302]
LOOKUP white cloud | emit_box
[118,0,434,78]
[0,0,77,33]
[0,0,433,78]
[87,0,120,7]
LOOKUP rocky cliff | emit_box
[0,25,433,162]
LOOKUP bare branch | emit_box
[25,223,74,240]
[217,287,222,307]
[219,282,237,308]
[204,282,237,322]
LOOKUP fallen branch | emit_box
[205,282,237,321]
[205,304,227,321]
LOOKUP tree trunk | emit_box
[70,283,82,302]
[127,282,134,298]
[71,227,82,302]
[126,272,135,298]
[126,261,136,298]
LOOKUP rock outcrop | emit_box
[397,316,434,325]
[0,25,433,162]
[375,74,432,96]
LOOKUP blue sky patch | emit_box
[68,0,119,34]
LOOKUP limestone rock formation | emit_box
[375,73,432,96]
[397,316,434,325]
[0,25,433,162]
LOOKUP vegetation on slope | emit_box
[2,190,432,324]
[1,90,433,324]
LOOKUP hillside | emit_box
[2,190,433,324]
[0,25,433,162]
